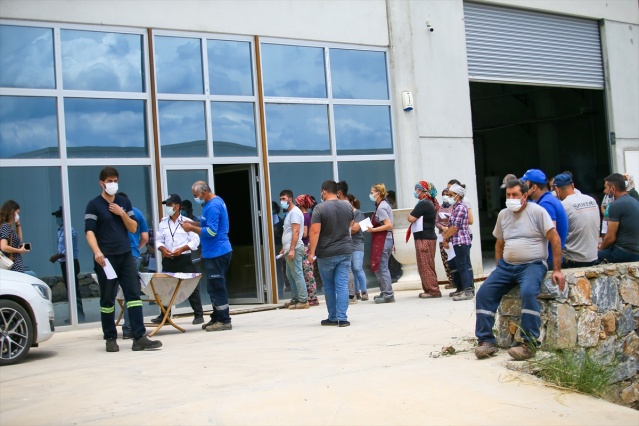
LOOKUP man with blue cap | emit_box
[521,169,568,266]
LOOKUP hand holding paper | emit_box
[359,217,373,232]
[103,258,118,279]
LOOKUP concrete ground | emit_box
[1,289,637,426]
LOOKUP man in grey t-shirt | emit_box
[279,190,308,309]
[309,180,354,327]
[475,179,565,361]
[554,173,600,267]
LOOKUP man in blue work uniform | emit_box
[85,166,162,352]
[182,181,233,332]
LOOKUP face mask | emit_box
[14,213,20,223]
[506,198,524,212]
[163,205,176,217]
[181,210,188,217]
[194,197,205,205]
[280,200,289,210]
[56,217,63,227]
[414,192,419,199]
[369,193,377,202]
[104,182,118,196]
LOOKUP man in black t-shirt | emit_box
[85,167,162,353]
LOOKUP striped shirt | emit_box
[449,201,472,246]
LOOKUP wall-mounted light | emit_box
[402,91,414,111]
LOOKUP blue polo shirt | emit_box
[85,194,137,256]
[128,207,149,259]
[200,196,232,258]
[536,191,568,265]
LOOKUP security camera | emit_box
[426,21,434,32]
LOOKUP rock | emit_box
[621,332,639,357]
[628,265,638,279]
[539,276,569,300]
[585,267,604,279]
[495,314,514,348]
[569,277,592,306]
[577,308,601,347]
[619,278,639,306]
[51,282,67,304]
[604,265,618,276]
[591,276,620,312]
[601,311,616,334]
[505,360,541,374]
[610,359,638,383]
[617,305,635,337]
[544,303,577,349]
[621,383,639,404]
[599,331,607,340]
[589,336,616,364]
[634,308,639,331]
[573,270,585,278]
[499,297,522,316]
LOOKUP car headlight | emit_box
[32,283,51,300]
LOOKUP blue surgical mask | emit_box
[280,200,289,210]
[55,217,63,227]
[194,197,205,205]
[414,191,419,199]
[181,210,188,217]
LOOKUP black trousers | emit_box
[161,254,204,318]
[60,259,85,320]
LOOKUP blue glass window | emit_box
[262,44,326,98]
[61,30,144,92]
[208,40,253,96]
[64,98,147,158]
[0,25,55,89]
[0,96,59,159]
[212,102,257,157]
[334,105,393,155]
[338,160,396,212]
[330,49,388,100]
[155,36,203,94]
[266,104,330,156]
[158,101,207,157]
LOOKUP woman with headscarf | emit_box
[295,194,320,306]
[368,183,395,304]
[407,181,442,298]
[442,183,474,301]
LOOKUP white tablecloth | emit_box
[115,272,202,306]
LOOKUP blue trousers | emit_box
[598,245,639,264]
[203,252,232,324]
[475,259,547,345]
[317,254,351,321]
[452,244,473,291]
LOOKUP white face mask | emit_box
[163,205,176,217]
[505,198,524,212]
[104,182,118,196]
[14,213,20,223]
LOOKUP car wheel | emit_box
[0,299,34,366]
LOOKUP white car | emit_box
[0,269,55,365]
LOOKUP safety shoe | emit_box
[349,297,358,305]
[375,296,395,304]
[356,293,362,301]
[320,319,338,326]
[151,313,169,324]
[508,343,536,360]
[289,301,310,310]
[201,319,215,330]
[205,322,232,332]
[452,289,474,301]
[337,320,350,327]
[449,290,460,298]
[419,292,442,299]
[106,338,119,352]
[192,316,204,325]
[475,342,498,359]
[132,335,162,351]
[283,300,297,308]
[361,293,369,301]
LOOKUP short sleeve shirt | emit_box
[0,223,23,272]
[561,193,600,262]
[536,191,568,264]
[311,199,354,258]
[607,195,639,254]
[282,205,304,251]
[409,199,437,240]
[352,209,365,252]
[374,200,394,241]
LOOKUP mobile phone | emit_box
[24,243,31,250]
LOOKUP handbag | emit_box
[0,231,15,270]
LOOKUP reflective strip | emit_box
[521,309,541,317]
[206,227,217,237]
[127,210,135,217]
[126,300,143,308]
[100,306,115,314]
[85,214,98,221]
[215,304,229,311]
[476,309,495,317]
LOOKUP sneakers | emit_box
[349,297,358,305]
[508,342,536,360]
[361,293,369,301]
[132,335,162,351]
[288,301,310,310]
[192,316,204,325]
[151,313,169,324]
[337,320,350,327]
[419,292,442,299]
[444,283,456,289]
[449,290,460,297]
[283,300,297,308]
[374,295,395,304]
[106,338,119,352]
[309,299,321,307]
[452,289,474,301]
[201,319,215,330]
[320,319,338,326]
[205,322,232,332]
[356,293,362,301]
[320,319,349,327]
[475,342,498,359]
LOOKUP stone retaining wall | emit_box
[496,262,639,407]
[39,273,100,302]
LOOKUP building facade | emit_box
[1,0,637,326]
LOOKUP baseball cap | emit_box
[553,173,573,187]
[51,206,62,217]
[500,174,518,189]
[162,194,182,205]
[520,169,547,185]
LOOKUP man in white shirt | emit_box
[280,189,309,310]
[154,194,204,325]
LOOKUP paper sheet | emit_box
[436,230,456,260]
[103,258,118,279]
[410,216,423,233]
[359,217,373,232]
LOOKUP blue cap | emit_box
[553,173,573,187]
[520,169,547,185]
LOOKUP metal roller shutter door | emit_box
[464,2,604,89]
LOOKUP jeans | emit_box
[562,259,597,269]
[598,245,639,264]
[475,259,547,345]
[97,252,145,340]
[452,244,473,291]
[375,238,394,297]
[203,252,232,324]
[60,259,85,322]
[317,254,352,321]
[351,250,367,294]
[285,245,307,303]
[122,256,141,335]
